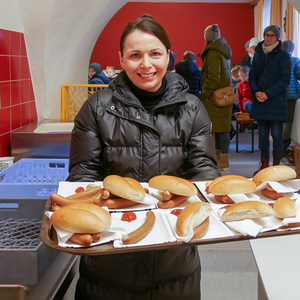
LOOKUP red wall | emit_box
[0,29,37,157]
[91,2,254,69]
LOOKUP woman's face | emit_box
[264,31,277,46]
[119,30,169,92]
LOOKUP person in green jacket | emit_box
[198,24,233,171]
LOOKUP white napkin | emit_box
[165,209,234,242]
[45,211,118,248]
[113,210,176,247]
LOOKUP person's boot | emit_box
[273,159,281,166]
[218,153,230,171]
[253,157,269,176]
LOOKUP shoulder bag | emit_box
[213,86,235,107]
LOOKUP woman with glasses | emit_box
[249,25,291,175]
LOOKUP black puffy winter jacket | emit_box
[68,71,220,300]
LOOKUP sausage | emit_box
[161,190,175,201]
[67,187,102,200]
[192,217,210,240]
[69,233,94,246]
[52,205,61,212]
[92,232,102,243]
[214,195,234,204]
[122,211,156,244]
[97,198,138,209]
[262,188,284,200]
[157,195,189,209]
[50,192,100,207]
[100,189,114,200]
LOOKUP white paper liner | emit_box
[165,209,235,242]
[113,210,177,247]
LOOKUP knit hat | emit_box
[263,25,281,40]
[249,37,260,49]
[204,24,221,42]
[167,51,177,71]
[89,63,101,74]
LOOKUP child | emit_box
[237,66,253,113]
[105,66,117,81]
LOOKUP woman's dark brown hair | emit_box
[120,14,171,55]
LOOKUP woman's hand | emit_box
[255,92,268,102]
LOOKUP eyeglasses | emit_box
[265,34,277,38]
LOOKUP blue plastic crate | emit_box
[0,159,69,199]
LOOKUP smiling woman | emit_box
[67,14,220,300]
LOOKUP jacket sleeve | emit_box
[201,51,222,100]
[237,82,244,112]
[249,55,260,95]
[295,58,300,81]
[67,93,104,182]
[184,97,221,180]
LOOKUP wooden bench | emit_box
[233,112,257,153]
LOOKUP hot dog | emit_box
[122,211,156,244]
[50,187,102,207]
[149,175,198,208]
[69,232,102,246]
[192,217,210,240]
[207,175,257,204]
[51,203,111,246]
[157,196,189,209]
[253,165,297,186]
[100,175,146,207]
[176,202,213,237]
[261,183,284,200]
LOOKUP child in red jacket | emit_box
[237,66,253,113]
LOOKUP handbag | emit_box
[213,86,235,107]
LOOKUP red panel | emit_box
[21,56,30,79]
[11,80,21,105]
[29,100,38,123]
[11,56,21,80]
[10,31,21,56]
[21,34,27,56]
[0,55,10,81]
[0,107,11,134]
[0,133,11,156]
[29,80,35,100]
[90,3,254,67]
[21,102,31,127]
[0,29,11,55]
[11,104,21,130]
[21,80,30,103]
[0,82,11,107]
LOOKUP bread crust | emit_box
[221,201,274,222]
[209,175,257,195]
[253,165,297,186]
[103,175,145,202]
[274,197,296,219]
[51,203,111,233]
[148,175,198,196]
[176,202,212,236]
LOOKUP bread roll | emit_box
[221,201,274,222]
[209,175,257,195]
[274,197,297,219]
[148,175,198,196]
[176,202,213,236]
[51,203,111,233]
[253,165,296,186]
[103,175,145,202]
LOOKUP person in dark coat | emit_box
[198,24,232,171]
[175,51,202,99]
[68,14,220,300]
[249,25,291,175]
[281,40,300,154]
[240,40,251,67]
[88,62,109,88]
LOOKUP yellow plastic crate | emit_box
[61,84,109,122]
